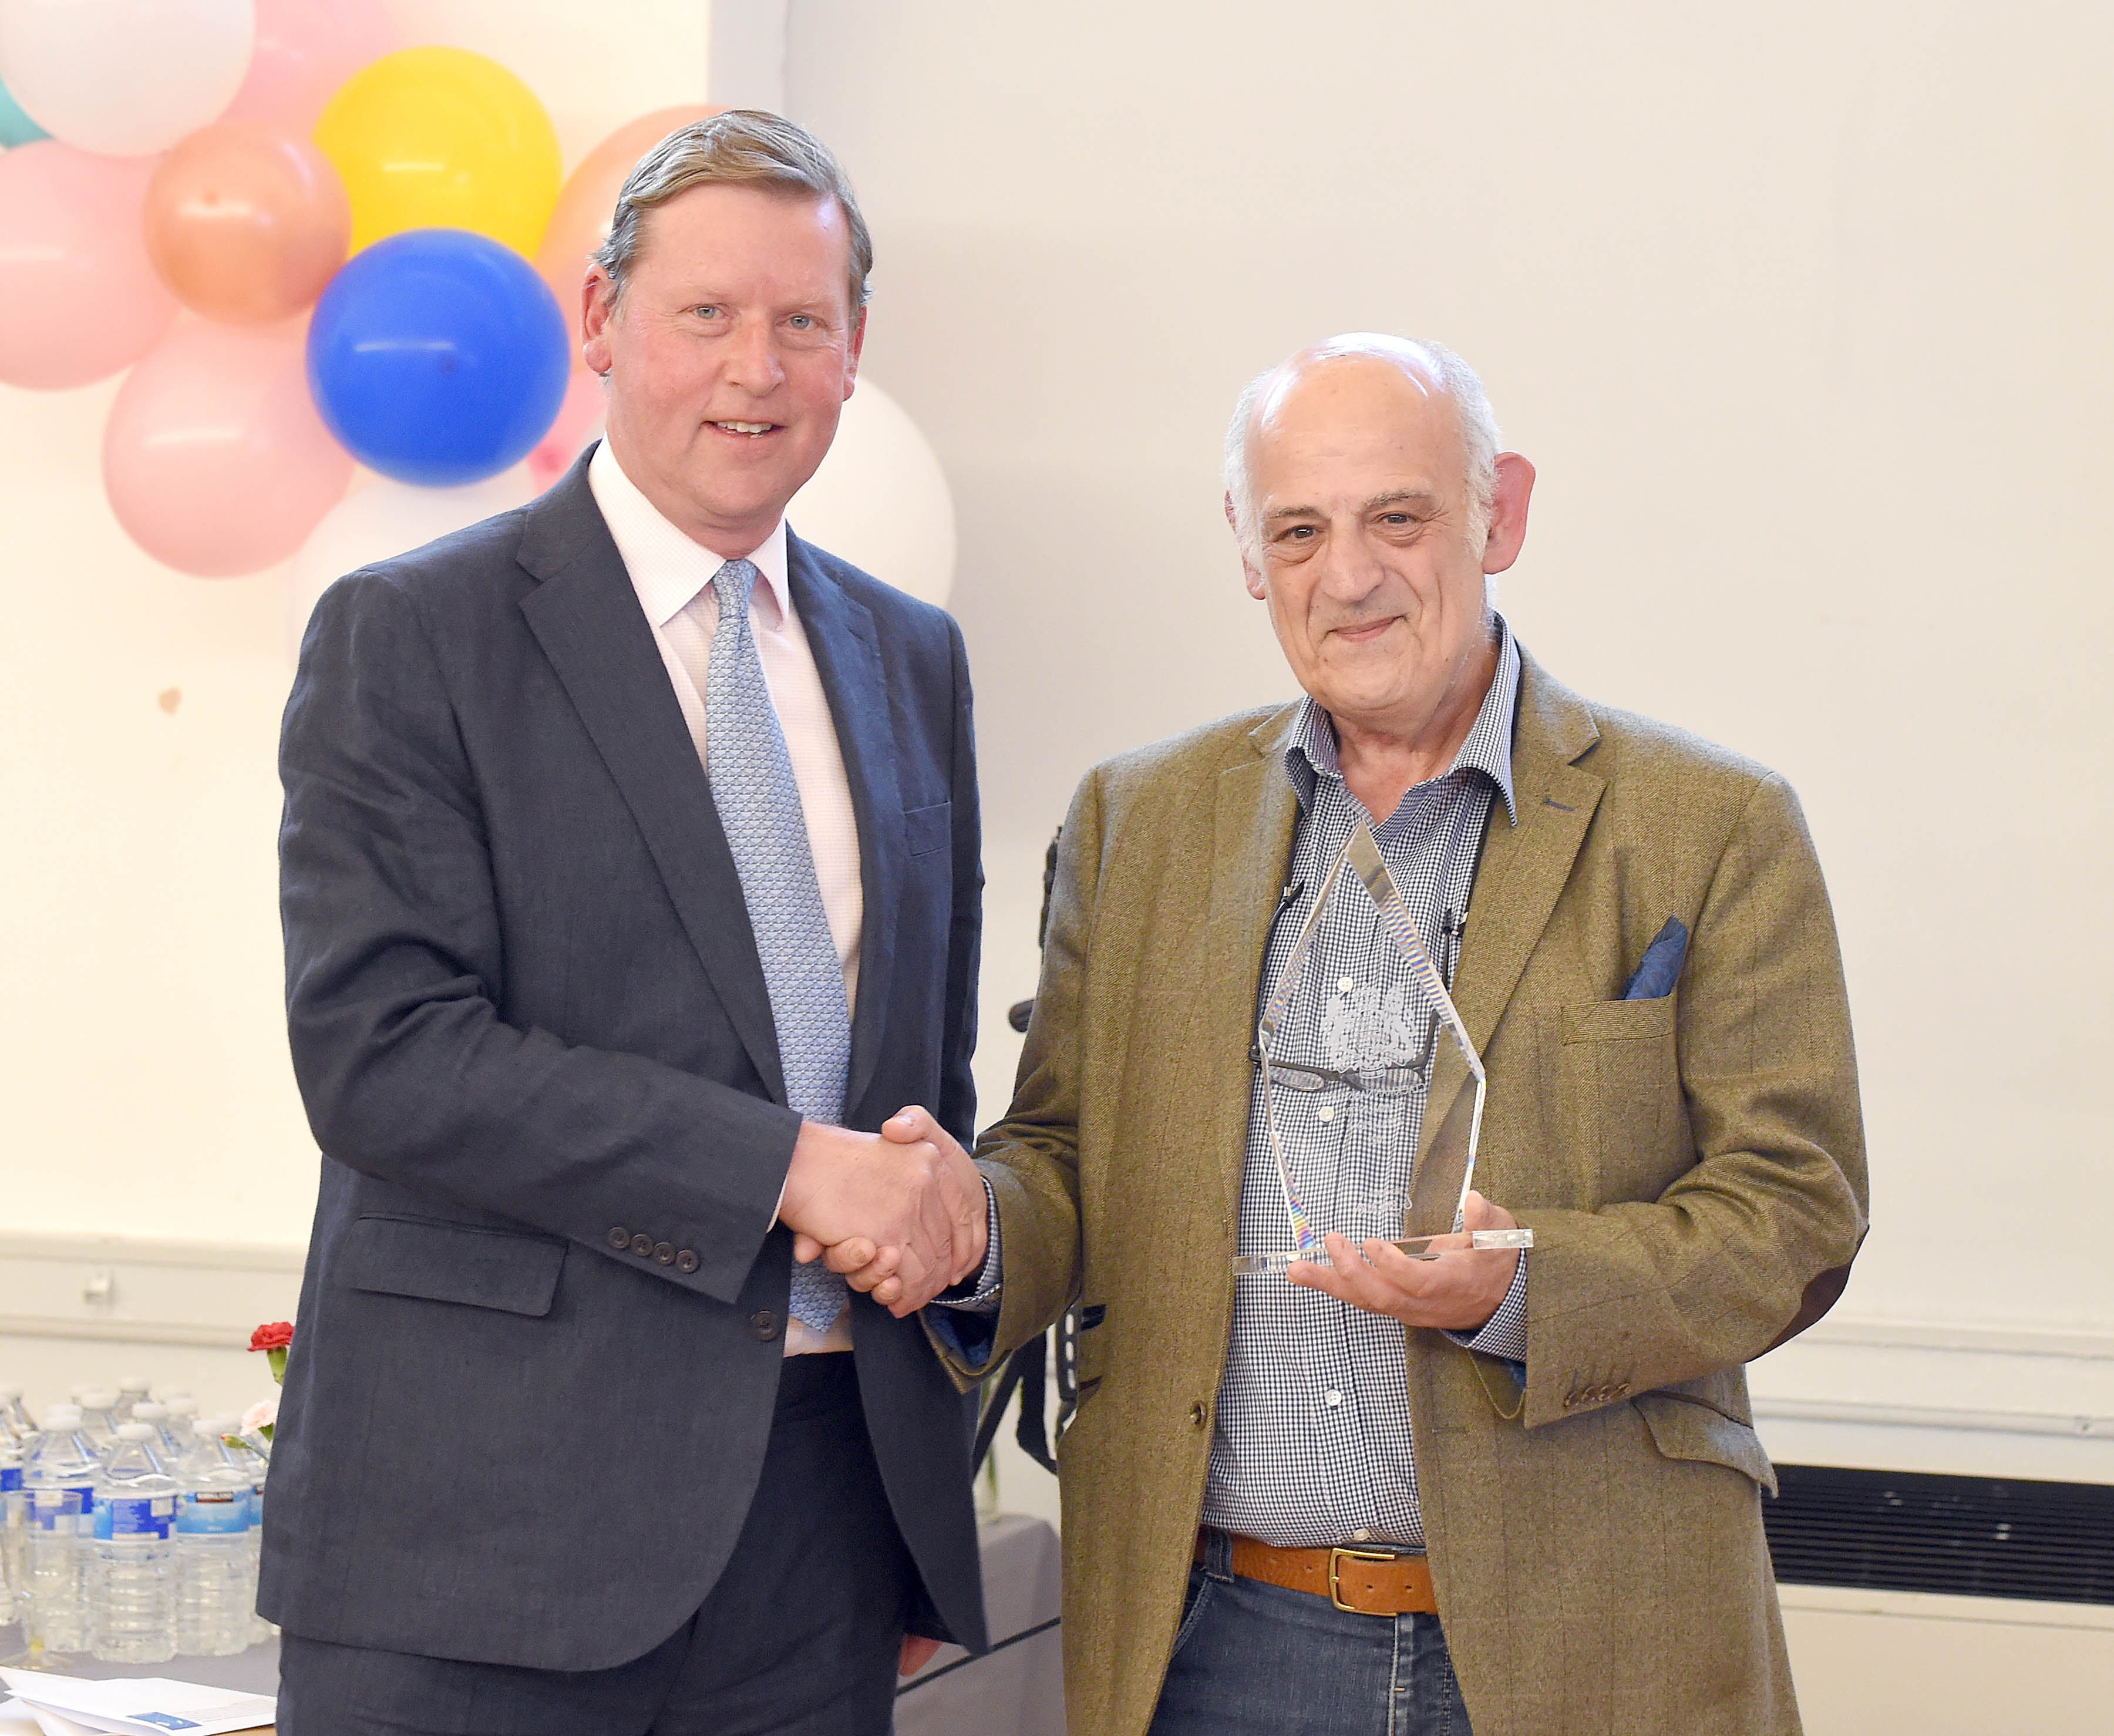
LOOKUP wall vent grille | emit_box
[1766,1465,2114,1606]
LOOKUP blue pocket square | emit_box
[1623,917,1689,1000]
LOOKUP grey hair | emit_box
[591,109,874,311]
[1224,333,1502,558]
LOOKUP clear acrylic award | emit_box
[1233,821,1533,1278]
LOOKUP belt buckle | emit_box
[1327,1546,1395,1613]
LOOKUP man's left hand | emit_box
[900,1634,943,1677]
[1285,1189,1520,1331]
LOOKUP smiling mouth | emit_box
[710,420,778,438]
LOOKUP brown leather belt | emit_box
[1198,1530,1438,1616]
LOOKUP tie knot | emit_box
[713,557,760,621]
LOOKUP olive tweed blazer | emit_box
[949,650,1868,1736]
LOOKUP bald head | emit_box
[1225,334,1500,558]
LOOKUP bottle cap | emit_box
[115,1422,154,1442]
[78,1388,119,1409]
[119,1375,150,1391]
[132,1402,169,1421]
[164,1397,198,1418]
[42,1405,83,1427]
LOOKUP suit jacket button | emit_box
[630,1233,653,1257]
[676,1250,699,1274]
[654,1242,675,1266]
[1189,1401,1207,1428]
[608,1226,631,1250]
[750,1310,782,1341]
[1615,1382,1630,1397]
[1563,1392,1578,1410]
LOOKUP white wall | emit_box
[781,1,2114,1351]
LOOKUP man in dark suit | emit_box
[267,112,992,1735]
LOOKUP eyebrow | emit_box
[1262,488,1442,526]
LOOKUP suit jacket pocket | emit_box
[1560,995,1676,1044]
[1634,1391,1778,1496]
[1556,995,1685,1202]
[904,800,952,857]
[338,1214,567,1318]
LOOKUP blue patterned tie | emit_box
[703,559,851,1333]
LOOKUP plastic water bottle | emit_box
[113,1377,152,1425]
[0,1386,31,1438]
[174,1422,253,1656]
[0,1420,22,1627]
[23,1404,99,1654]
[89,1423,177,1662]
[75,1390,121,1451]
[132,1401,189,1463]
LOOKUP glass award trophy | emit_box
[1233,821,1533,1278]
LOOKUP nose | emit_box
[1310,520,1389,608]
[723,314,785,396]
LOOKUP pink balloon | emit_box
[103,319,354,577]
[221,0,399,132]
[0,142,176,389]
[526,369,605,491]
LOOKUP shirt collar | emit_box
[587,438,792,630]
[1284,614,1521,827]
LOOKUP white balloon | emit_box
[287,469,536,665]
[787,379,956,608]
[0,0,255,157]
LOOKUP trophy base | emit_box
[1233,1226,1533,1277]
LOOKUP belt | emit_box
[1198,1530,1438,1617]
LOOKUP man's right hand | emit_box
[778,1118,982,1314]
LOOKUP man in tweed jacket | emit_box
[877,332,1866,1734]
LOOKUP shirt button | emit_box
[1189,1401,1208,1428]
[1338,976,1355,993]
[1317,1105,1335,1122]
[1324,1390,1343,1408]
[1352,1529,1372,1543]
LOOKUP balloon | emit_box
[787,382,957,607]
[223,0,395,132]
[307,228,569,487]
[0,0,255,157]
[314,47,560,258]
[0,143,174,387]
[143,123,348,324]
[287,467,533,662]
[526,369,606,492]
[0,72,44,145]
[534,106,715,365]
[103,319,353,577]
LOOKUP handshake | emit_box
[777,1106,988,1317]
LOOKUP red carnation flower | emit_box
[249,1321,293,1353]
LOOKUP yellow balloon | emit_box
[314,47,561,258]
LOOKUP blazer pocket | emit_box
[1560,995,1677,1044]
[1634,1392,1779,1496]
[336,1214,567,1318]
[904,800,952,857]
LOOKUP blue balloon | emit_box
[0,77,48,147]
[307,229,569,487]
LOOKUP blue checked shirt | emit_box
[1200,620,1531,1550]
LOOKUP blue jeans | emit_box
[1147,1532,1473,1736]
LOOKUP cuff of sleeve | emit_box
[1448,1256,1529,1364]
[931,1178,1003,1314]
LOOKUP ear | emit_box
[581,265,618,377]
[1227,492,1268,600]
[1481,452,1536,574]
[842,305,867,401]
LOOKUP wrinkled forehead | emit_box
[1248,349,1464,487]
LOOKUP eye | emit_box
[692,304,722,320]
[787,314,815,331]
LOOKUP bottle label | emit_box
[30,1485,88,1530]
[177,1489,248,1535]
[1,1466,19,1492]
[96,1493,174,1540]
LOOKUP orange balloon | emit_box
[534,105,716,366]
[143,122,351,325]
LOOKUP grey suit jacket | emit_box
[262,450,988,1670]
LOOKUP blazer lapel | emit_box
[514,456,785,1103]
[1417,650,1605,1174]
[1204,709,1301,1216]
[785,531,903,1123]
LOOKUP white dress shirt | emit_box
[588,440,861,1354]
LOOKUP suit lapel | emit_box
[514,455,786,1103]
[1418,651,1605,1173]
[785,531,903,1123]
[1204,711,1301,1215]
